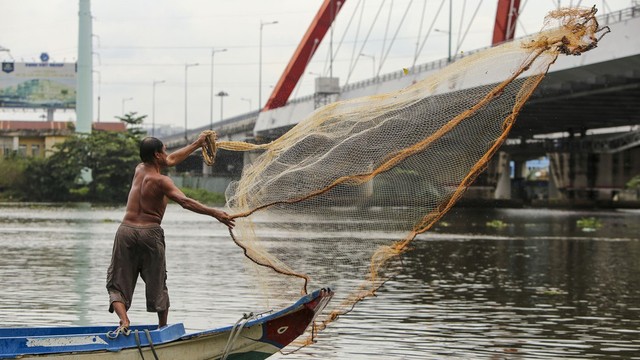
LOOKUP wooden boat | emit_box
[0,288,333,359]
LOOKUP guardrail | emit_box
[504,128,640,155]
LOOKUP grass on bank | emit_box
[180,187,226,206]
[0,181,226,207]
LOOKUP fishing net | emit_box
[203,6,607,347]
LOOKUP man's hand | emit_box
[197,130,217,147]
[195,132,208,147]
[213,209,235,229]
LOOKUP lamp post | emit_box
[121,97,133,116]
[209,48,227,130]
[434,0,453,62]
[259,20,278,112]
[152,80,165,137]
[240,97,252,112]
[359,53,375,78]
[434,28,452,63]
[448,0,452,62]
[184,63,199,141]
[216,91,229,122]
[93,70,101,122]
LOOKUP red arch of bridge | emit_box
[263,0,520,112]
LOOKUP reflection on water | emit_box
[0,204,638,359]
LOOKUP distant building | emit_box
[0,120,126,159]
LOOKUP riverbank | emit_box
[456,197,640,209]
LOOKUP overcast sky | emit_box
[0,0,633,131]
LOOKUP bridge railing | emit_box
[161,110,260,149]
[577,129,640,154]
[504,128,640,155]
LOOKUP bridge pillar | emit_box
[548,152,568,200]
[494,151,511,199]
[513,160,526,179]
[202,161,212,177]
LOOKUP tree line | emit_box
[0,113,145,203]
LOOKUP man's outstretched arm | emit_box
[161,176,235,228]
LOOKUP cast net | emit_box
[204,6,608,347]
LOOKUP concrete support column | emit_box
[202,161,212,177]
[547,152,566,200]
[513,160,526,179]
[548,167,561,199]
[494,151,511,199]
[12,136,19,151]
[76,0,93,134]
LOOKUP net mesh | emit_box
[204,6,608,346]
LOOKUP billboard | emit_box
[0,61,76,109]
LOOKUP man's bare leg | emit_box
[111,301,130,329]
[158,309,168,328]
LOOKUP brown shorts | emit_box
[106,223,170,313]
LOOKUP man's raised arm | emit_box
[166,133,207,167]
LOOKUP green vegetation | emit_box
[486,219,508,229]
[576,217,603,231]
[1,113,228,205]
[181,187,226,205]
[0,112,144,203]
[626,175,640,189]
[0,154,28,200]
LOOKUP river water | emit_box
[0,203,638,359]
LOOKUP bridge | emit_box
[163,4,640,205]
[165,6,639,146]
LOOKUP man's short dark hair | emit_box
[140,137,164,163]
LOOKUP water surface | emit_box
[0,204,638,359]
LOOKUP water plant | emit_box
[486,219,508,229]
[576,217,602,232]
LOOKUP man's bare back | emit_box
[121,137,235,228]
[122,163,169,226]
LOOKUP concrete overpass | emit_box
[163,6,640,205]
[166,6,639,148]
[253,6,639,142]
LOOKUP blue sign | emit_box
[1,62,13,73]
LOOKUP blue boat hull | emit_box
[0,289,333,359]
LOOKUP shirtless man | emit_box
[106,133,234,330]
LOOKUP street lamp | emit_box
[259,20,278,112]
[434,28,452,62]
[121,97,133,116]
[216,91,229,122]
[448,0,452,62]
[210,48,227,130]
[152,80,165,137]
[93,70,101,122]
[184,62,199,141]
[240,97,252,112]
[359,53,375,78]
